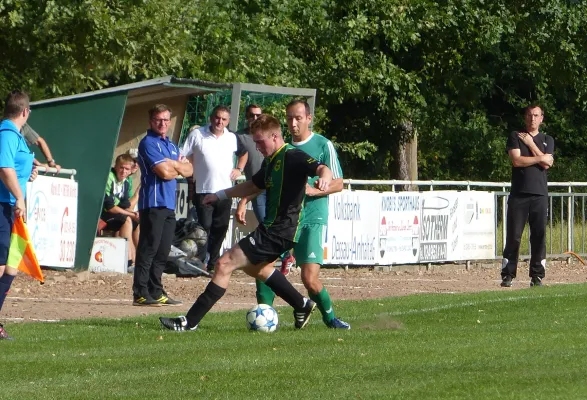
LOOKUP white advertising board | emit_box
[26,175,78,268]
[89,237,128,273]
[378,192,421,264]
[326,190,495,266]
[418,191,458,262]
[454,191,495,260]
[324,190,379,265]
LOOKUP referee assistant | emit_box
[501,104,554,288]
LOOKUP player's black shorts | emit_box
[239,224,294,265]
[102,212,138,232]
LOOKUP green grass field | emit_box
[4,284,587,399]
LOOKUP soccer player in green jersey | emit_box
[159,114,333,331]
[237,100,350,329]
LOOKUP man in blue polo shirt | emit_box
[0,90,37,340]
[133,104,193,306]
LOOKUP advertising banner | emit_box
[378,192,421,264]
[26,175,78,268]
[327,190,495,266]
[324,190,379,265]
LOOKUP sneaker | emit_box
[530,277,543,287]
[281,254,296,276]
[0,323,13,340]
[327,318,351,330]
[159,316,197,331]
[133,296,163,307]
[293,298,316,329]
[500,276,513,288]
[156,295,183,306]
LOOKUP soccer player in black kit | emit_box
[501,104,554,288]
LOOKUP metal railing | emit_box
[36,166,77,179]
[343,179,587,261]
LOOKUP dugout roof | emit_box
[27,76,316,270]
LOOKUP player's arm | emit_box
[306,140,341,196]
[203,181,263,205]
[314,165,333,192]
[306,178,343,197]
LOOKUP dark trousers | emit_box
[194,193,232,269]
[502,194,548,279]
[133,207,176,299]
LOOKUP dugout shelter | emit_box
[28,76,316,270]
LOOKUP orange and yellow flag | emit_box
[7,217,44,283]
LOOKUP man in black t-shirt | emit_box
[501,104,554,288]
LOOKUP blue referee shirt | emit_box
[0,119,34,205]
[137,130,180,211]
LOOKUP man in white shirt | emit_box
[181,105,247,271]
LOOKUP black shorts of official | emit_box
[102,212,138,232]
[0,203,13,265]
[238,224,295,265]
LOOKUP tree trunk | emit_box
[389,122,418,191]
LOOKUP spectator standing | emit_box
[181,105,247,272]
[501,104,554,288]
[133,104,192,306]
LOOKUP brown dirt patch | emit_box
[3,260,587,323]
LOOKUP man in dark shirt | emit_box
[159,114,333,331]
[501,104,554,288]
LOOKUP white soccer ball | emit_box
[246,304,278,333]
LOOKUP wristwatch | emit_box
[238,167,244,173]
[48,159,56,167]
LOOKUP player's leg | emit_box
[501,195,530,286]
[255,270,276,306]
[240,228,309,316]
[297,224,350,329]
[0,203,15,339]
[251,191,278,305]
[207,198,232,271]
[160,244,251,331]
[528,195,548,286]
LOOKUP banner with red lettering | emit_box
[26,175,78,268]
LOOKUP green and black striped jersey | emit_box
[252,144,322,242]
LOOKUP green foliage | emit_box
[2,0,587,181]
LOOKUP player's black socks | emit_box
[264,270,305,309]
[185,281,226,328]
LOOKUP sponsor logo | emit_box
[308,252,316,258]
[274,160,281,172]
[249,237,256,246]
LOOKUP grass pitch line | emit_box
[384,291,582,318]
[8,296,133,303]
